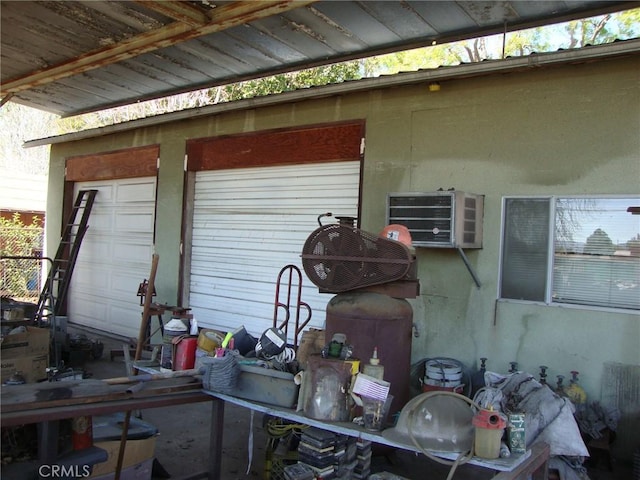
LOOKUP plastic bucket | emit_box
[423,359,464,393]
[473,409,507,459]
[425,359,462,381]
[422,382,465,394]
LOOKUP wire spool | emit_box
[197,329,223,353]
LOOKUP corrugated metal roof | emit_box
[2,0,636,117]
[23,38,640,148]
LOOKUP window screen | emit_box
[500,198,550,301]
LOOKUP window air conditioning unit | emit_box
[387,191,484,248]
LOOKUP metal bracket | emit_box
[457,247,481,289]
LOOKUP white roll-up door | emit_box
[188,161,360,340]
[68,178,156,338]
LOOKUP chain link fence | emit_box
[1,217,45,305]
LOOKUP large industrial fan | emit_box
[301,215,415,293]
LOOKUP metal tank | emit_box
[325,291,413,419]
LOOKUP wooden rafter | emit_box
[0,1,317,97]
[137,1,212,27]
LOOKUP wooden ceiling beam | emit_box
[137,1,211,28]
[1,1,317,97]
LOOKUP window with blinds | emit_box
[500,196,640,311]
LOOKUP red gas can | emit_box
[174,337,198,370]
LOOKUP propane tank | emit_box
[325,291,412,418]
[539,365,548,386]
[470,357,487,397]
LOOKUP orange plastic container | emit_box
[473,409,507,459]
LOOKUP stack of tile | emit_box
[283,463,315,480]
[296,427,369,479]
[333,436,358,479]
[353,439,372,479]
[297,427,338,479]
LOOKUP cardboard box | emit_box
[89,413,158,478]
[1,353,49,383]
[89,437,156,478]
[1,326,50,359]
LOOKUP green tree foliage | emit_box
[223,62,363,100]
[0,213,44,297]
[584,228,615,255]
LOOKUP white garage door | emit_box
[68,178,156,338]
[188,161,360,341]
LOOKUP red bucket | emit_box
[174,337,198,370]
[422,383,465,394]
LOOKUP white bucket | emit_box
[425,359,463,387]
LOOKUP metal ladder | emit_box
[35,189,98,325]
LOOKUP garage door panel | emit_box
[70,296,109,329]
[110,270,147,296]
[70,264,111,294]
[195,193,358,209]
[189,161,359,341]
[112,239,154,264]
[194,296,272,319]
[191,251,301,275]
[109,304,143,334]
[76,238,112,264]
[90,184,116,203]
[116,181,156,202]
[85,211,114,233]
[114,211,155,233]
[193,242,305,260]
[69,177,156,338]
[192,277,331,315]
[190,268,276,289]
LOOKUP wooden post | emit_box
[116,254,159,480]
[135,253,160,362]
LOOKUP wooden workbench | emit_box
[0,377,217,480]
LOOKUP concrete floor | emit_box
[68,328,634,480]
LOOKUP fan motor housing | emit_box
[301,224,416,294]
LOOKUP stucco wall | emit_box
[48,54,639,456]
